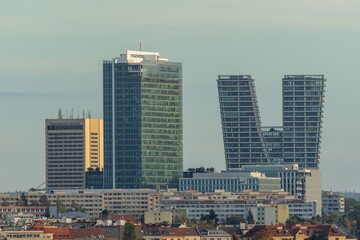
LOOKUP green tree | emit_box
[56,199,66,214]
[285,215,304,227]
[253,229,272,240]
[209,209,219,224]
[224,215,245,225]
[44,206,51,218]
[1,199,9,206]
[100,209,110,218]
[323,213,339,224]
[39,195,50,206]
[200,209,219,226]
[123,220,136,240]
[70,200,85,212]
[306,234,327,240]
[246,209,254,224]
[17,193,28,206]
[174,215,189,225]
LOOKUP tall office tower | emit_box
[217,75,269,169]
[103,50,183,189]
[282,75,326,169]
[46,117,103,191]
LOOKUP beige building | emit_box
[247,204,289,225]
[0,231,53,240]
[45,117,103,191]
[144,211,172,224]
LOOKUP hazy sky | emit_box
[1,0,359,192]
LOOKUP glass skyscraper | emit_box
[218,74,326,170]
[103,50,183,189]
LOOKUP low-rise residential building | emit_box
[322,191,345,216]
[246,204,288,225]
[143,227,201,240]
[0,206,47,219]
[241,164,322,215]
[144,211,172,224]
[0,231,53,240]
[241,224,350,240]
[102,189,156,221]
[197,228,232,240]
[28,190,103,217]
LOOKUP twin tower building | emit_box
[46,50,326,191]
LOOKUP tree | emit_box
[285,215,304,227]
[17,193,28,206]
[306,234,327,240]
[70,200,84,212]
[56,199,66,214]
[123,220,136,240]
[323,213,339,224]
[253,229,272,240]
[224,215,245,225]
[247,209,254,224]
[174,215,189,225]
[200,209,219,226]
[44,206,51,218]
[39,195,50,207]
[100,209,110,218]
[1,199,9,206]
[209,209,219,225]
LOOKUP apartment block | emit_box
[46,118,103,191]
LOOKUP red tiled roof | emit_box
[44,227,72,239]
[111,214,136,223]
[159,227,199,236]
[31,221,44,231]
[69,227,115,239]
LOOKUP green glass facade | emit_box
[103,52,182,189]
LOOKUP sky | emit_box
[0,0,359,192]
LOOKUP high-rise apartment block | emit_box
[46,118,103,191]
[103,50,183,189]
[217,74,326,170]
[282,75,326,168]
[217,75,269,169]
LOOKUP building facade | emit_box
[246,204,289,225]
[45,118,103,191]
[179,172,281,192]
[103,50,183,189]
[322,191,345,216]
[217,75,269,169]
[282,75,326,169]
[217,74,326,170]
[242,164,322,215]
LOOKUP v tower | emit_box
[217,75,270,169]
[103,50,183,189]
[282,75,326,169]
[217,74,326,170]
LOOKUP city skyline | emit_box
[1,1,360,192]
[217,74,326,170]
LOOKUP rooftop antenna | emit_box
[140,42,142,51]
[82,110,85,119]
[58,108,63,119]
